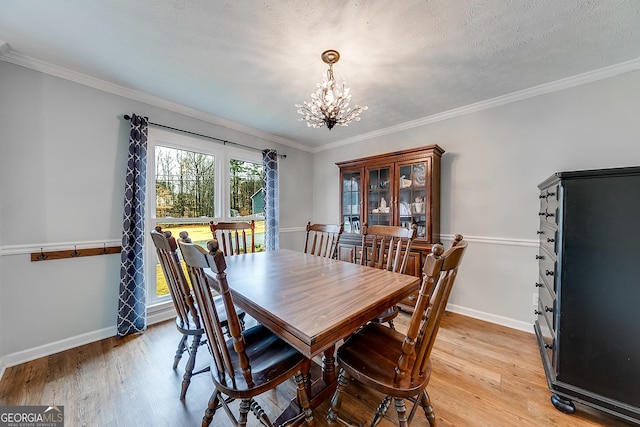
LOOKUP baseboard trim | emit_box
[0,356,6,382]
[2,326,117,373]
[447,303,534,333]
[0,303,177,382]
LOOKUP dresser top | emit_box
[538,166,640,189]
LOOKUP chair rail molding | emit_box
[440,233,538,248]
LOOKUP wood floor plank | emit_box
[0,312,635,426]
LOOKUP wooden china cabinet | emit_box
[336,145,444,312]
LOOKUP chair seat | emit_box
[175,312,202,335]
[337,323,431,398]
[211,324,307,398]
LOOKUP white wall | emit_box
[0,61,313,364]
[1,58,638,368]
[313,70,640,331]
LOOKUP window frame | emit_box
[146,127,264,305]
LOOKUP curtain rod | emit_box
[123,114,286,158]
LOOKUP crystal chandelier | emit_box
[296,50,367,130]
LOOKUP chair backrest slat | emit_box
[210,220,256,255]
[359,224,416,274]
[303,222,343,259]
[178,240,254,388]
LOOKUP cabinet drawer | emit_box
[538,223,558,256]
[539,185,559,225]
[539,184,559,212]
[538,284,556,333]
[535,314,555,370]
[538,206,559,225]
[538,251,557,294]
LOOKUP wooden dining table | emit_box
[205,248,421,424]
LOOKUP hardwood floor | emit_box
[0,312,634,426]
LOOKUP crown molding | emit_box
[2,40,638,155]
[314,56,640,153]
[0,40,9,56]
[0,41,312,154]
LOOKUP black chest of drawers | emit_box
[535,166,640,424]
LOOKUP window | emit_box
[146,128,265,303]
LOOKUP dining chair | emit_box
[150,228,244,400]
[358,224,417,328]
[178,239,315,427]
[303,222,344,259]
[327,235,468,427]
[210,220,256,255]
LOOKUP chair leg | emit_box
[202,390,220,427]
[249,398,274,427]
[180,333,202,399]
[222,313,247,338]
[420,390,436,427]
[173,334,188,369]
[294,367,314,425]
[394,397,409,427]
[327,368,350,425]
[371,396,391,427]
[387,320,395,329]
[239,312,246,331]
[239,399,251,426]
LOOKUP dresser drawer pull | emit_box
[545,212,555,218]
[545,306,553,313]
[535,282,543,287]
[545,270,554,276]
[534,310,542,315]
[544,343,553,349]
[538,212,545,216]
[537,230,544,234]
[547,192,555,197]
[546,238,554,243]
[536,255,544,260]
[539,194,546,199]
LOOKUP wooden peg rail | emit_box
[31,245,121,262]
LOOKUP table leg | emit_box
[322,345,336,384]
[275,349,339,426]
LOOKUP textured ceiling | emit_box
[1,1,640,150]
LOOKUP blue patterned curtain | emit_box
[263,149,279,251]
[118,114,148,336]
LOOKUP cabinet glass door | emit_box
[367,167,391,227]
[341,171,361,234]
[397,161,429,238]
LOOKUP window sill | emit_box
[147,300,177,326]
